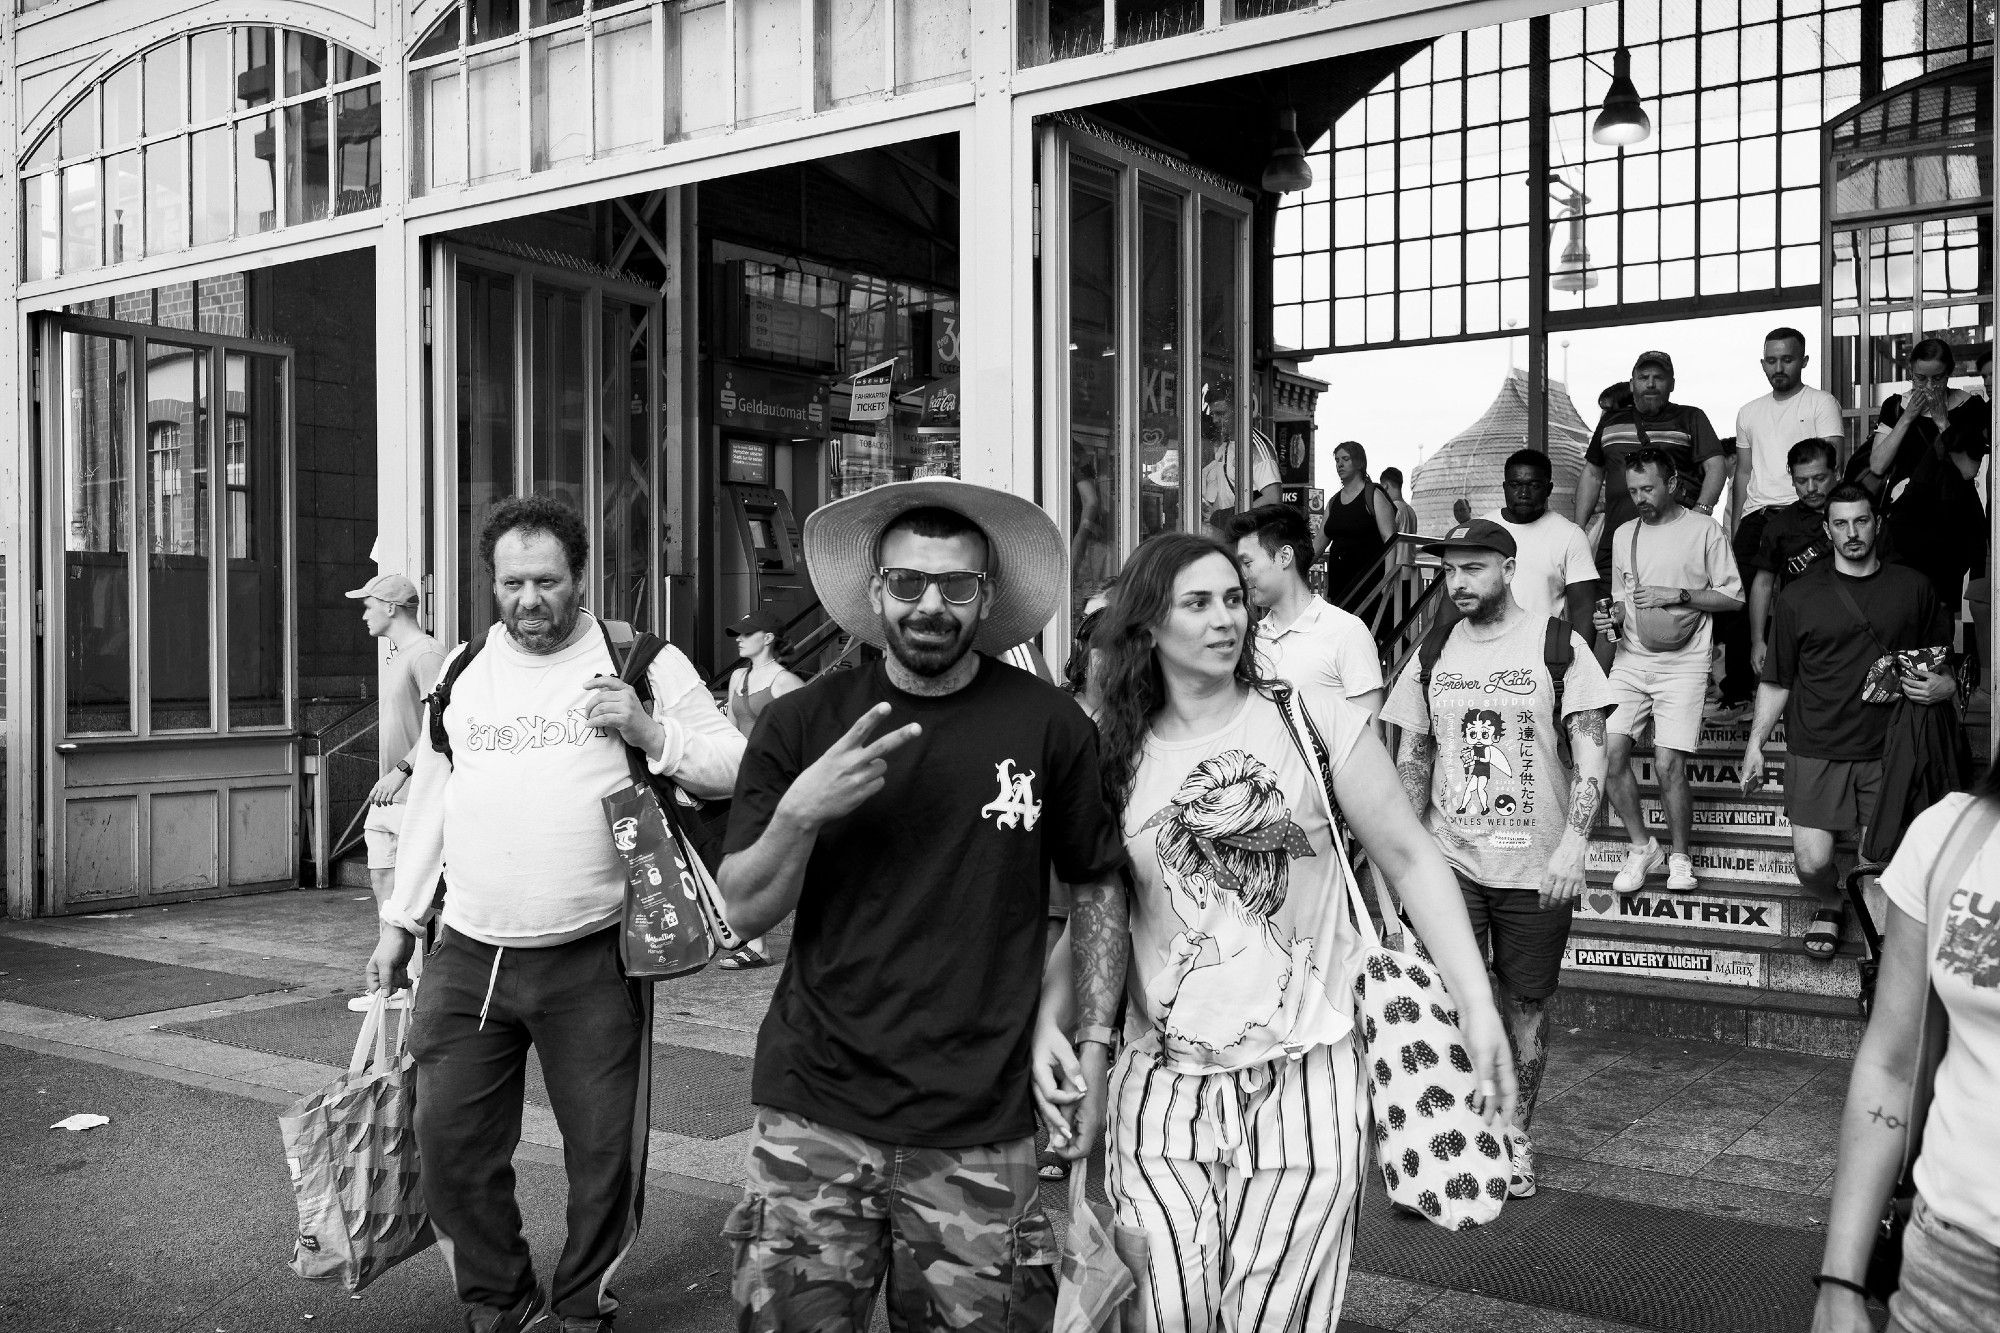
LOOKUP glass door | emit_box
[432,244,662,642]
[1040,122,1253,636]
[41,316,296,913]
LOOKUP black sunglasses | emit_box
[878,567,987,605]
[1073,607,1105,643]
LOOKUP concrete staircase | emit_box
[1551,716,1871,1058]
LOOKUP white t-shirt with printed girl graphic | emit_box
[1380,613,1614,892]
[1122,684,1369,1075]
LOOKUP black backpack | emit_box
[1414,615,1576,771]
[426,617,731,870]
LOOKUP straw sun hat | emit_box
[800,478,1065,655]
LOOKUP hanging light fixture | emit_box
[1592,47,1652,146]
[1262,108,1314,194]
[1552,219,1598,292]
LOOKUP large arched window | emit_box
[21,28,383,282]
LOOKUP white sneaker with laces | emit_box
[1612,838,1664,895]
[1505,1126,1537,1198]
[1666,853,1698,893]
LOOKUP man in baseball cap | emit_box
[1571,347,1729,660]
[1382,515,1615,1201]
[344,571,447,1011]
[716,479,1128,1330]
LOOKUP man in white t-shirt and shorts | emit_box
[1229,503,1385,718]
[1383,520,1613,1199]
[348,572,448,1011]
[1594,449,1745,895]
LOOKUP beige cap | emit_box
[346,573,419,606]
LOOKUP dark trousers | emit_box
[410,924,652,1318]
[1718,508,1770,704]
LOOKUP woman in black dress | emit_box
[1317,440,1397,613]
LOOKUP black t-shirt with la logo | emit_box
[726,657,1126,1148]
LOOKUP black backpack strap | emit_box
[1413,617,1457,723]
[426,633,487,763]
[597,617,667,705]
[1544,617,1575,770]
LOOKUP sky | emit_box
[1303,304,1823,491]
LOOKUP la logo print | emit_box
[980,759,1042,831]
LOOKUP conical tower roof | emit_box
[1410,369,1593,535]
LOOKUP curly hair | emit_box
[479,494,590,580]
[1092,532,1273,815]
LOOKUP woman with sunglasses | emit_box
[1035,532,1514,1333]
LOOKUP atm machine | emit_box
[718,436,818,643]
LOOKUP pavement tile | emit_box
[1641,1078,1790,1129]
[1536,1153,1831,1230]
[1396,1288,1653,1333]
[1341,1271,1448,1328]
[1725,1126,1835,1169]
[1585,1120,1745,1176]
[232,1054,345,1095]
[1695,1152,1834,1194]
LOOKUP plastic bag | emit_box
[604,782,727,978]
[280,992,436,1291]
[1054,1164,1139,1333]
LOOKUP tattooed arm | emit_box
[1396,728,1436,819]
[1047,874,1127,1160]
[1817,900,1932,1330]
[1543,706,1610,908]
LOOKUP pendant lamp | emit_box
[1262,108,1313,194]
[1591,47,1652,146]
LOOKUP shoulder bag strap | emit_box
[1827,576,1891,659]
[1901,797,2000,1171]
[1271,684,1384,950]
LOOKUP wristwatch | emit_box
[395,759,413,776]
[1677,589,1691,606]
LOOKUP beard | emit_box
[883,608,978,677]
[503,596,580,654]
[1458,587,1507,624]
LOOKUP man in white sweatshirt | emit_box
[365,496,744,1333]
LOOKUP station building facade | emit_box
[1,0,1992,916]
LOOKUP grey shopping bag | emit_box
[280,992,436,1291]
[1054,1161,1140,1333]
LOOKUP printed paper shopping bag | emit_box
[280,993,435,1291]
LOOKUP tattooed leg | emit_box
[1500,988,1554,1130]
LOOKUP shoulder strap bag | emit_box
[1625,521,1700,652]
[1863,796,2000,1302]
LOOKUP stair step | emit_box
[1561,930,1860,999]
[1584,837,1797,887]
[1633,797,1793,843]
[1631,751,1785,796]
[335,853,373,890]
[1573,885,1806,941]
[1549,973,1864,1058]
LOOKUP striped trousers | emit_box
[1107,1035,1366,1333]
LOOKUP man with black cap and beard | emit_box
[717,479,1128,1331]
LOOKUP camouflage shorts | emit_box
[723,1107,1057,1332]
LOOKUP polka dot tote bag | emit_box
[1275,685,1511,1231]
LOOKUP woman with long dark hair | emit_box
[1037,532,1515,1332]
[1813,766,2000,1332]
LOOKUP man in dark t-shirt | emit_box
[1742,482,1955,962]
[1746,439,1838,677]
[1573,350,1730,581]
[718,480,1127,1331]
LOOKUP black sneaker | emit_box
[464,1287,548,1333]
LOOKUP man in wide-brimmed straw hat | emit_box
[717,478,1129,1330]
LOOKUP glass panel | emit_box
[594,12,655,154]
[334,84,383,214]
[63,332,134,734]
[533,0,590,22]
[191,127,232,245]
[105,150,142,264]
[531,284,589,515]
[1067,156,1119,622]
[198,277,247,337]
[896,0,970,90]
[284,97,330,223]
[24,173,59,280]
[145,343,211,731]
[284,32,328,97]
[414,7,464,60]
[102,61,142,150]
[154,282,195,332]
[226,352,287,727]
[61,90,100,159]
[1116,0,1200,46]
[468,47,523,180]
[413,66,467,193]
[145,141,187,256]
[599,301,653,624]
[235,28,277,111]
[64,163,102,272]
[827,0,890,104]
[457,268,518,641]
[531,29,589,168]
[190,29,233,123]
[331,45,380,84]
[470,0,523,44]
[236,114,275,233]
[1137,183,1183,543]
[25,128,57,173]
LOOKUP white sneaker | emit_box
[348,989,411,1013]
[1666,853,1698,893]
[1612,839,1664,895]
[1505,1126,1537,1199]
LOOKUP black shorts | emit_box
[1457,872,1576,1002]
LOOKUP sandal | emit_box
[1037,1150,1070,1182]
[1803,907,1845,961]
[717,947,773,970]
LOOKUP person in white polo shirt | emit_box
[1484,448,1600,631]
[1228,503,1385,718]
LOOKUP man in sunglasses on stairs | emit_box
[716,479,1128,1332]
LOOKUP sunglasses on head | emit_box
[878,567,987,605]
[1073,607,1105,642]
